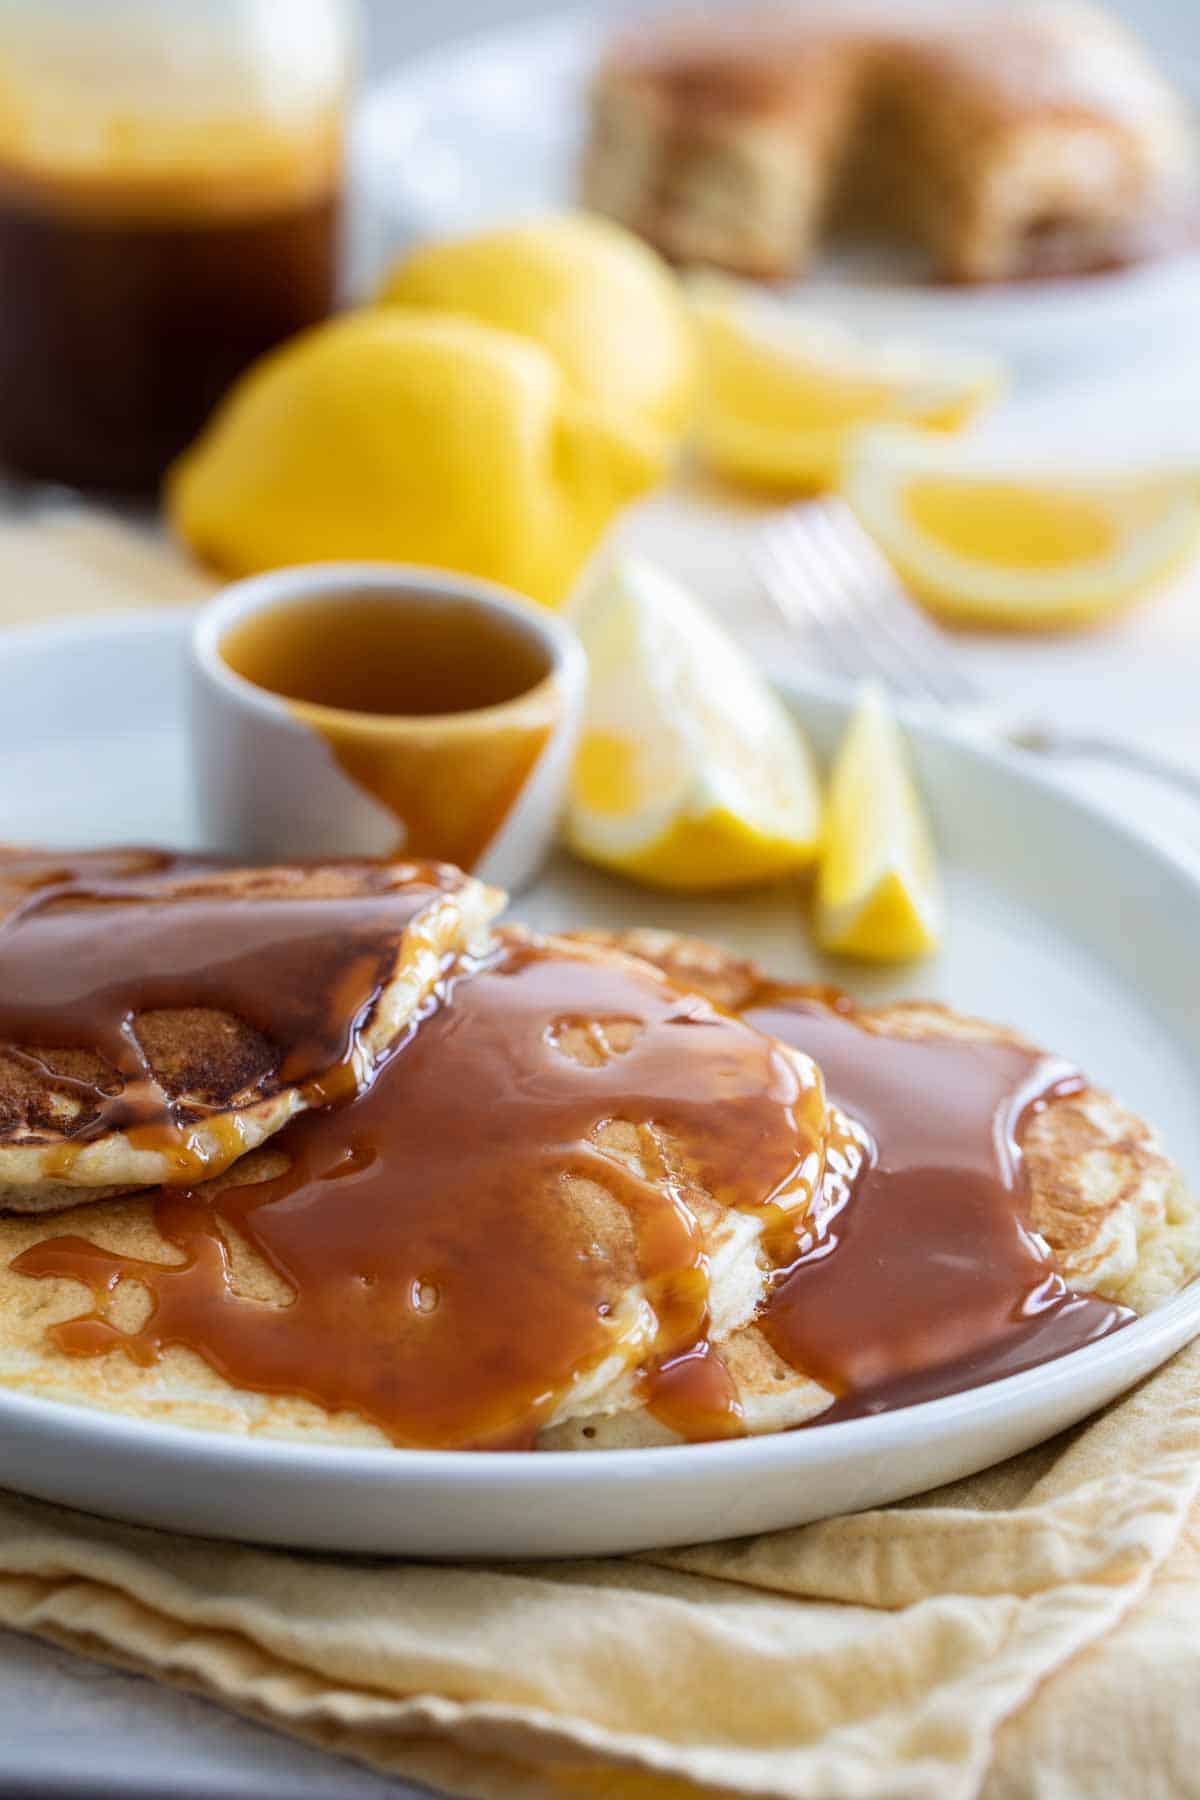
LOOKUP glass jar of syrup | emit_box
[0,0,356,493]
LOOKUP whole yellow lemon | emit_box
[167,309,663,606]
[377,212,694,450]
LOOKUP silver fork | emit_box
[753,498,1200,809]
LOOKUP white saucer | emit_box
[352,8,1200,368]
[0,609,1198,1557]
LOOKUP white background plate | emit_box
[352,8,1200,368]
[1,610,1199,1557]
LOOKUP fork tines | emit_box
[754,499,979,709]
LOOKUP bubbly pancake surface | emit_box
[0,850,501,1211]
[2,917,1196,1450]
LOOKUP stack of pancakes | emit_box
[581,2,1197,283]
[0,848,1195,1452]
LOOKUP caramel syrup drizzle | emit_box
[219,594,560,873]
[0,857,462,1179]
[5,851,1135,1446]
[15,940,824,1449]
[744,988,1132,1421]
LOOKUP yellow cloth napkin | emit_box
[0,1341,1198,1799]
[0,511,212,627]
[2,513,1199,1797]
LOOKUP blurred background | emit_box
[363,0,1193,66]
[4,0,1200,818]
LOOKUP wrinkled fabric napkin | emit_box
[0,511,212,625]
[2,514,1199,1797]
[2,1341,1199,1800]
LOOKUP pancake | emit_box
[575,928,1200,1315]
[0,923,1194,1451]
[0,926,834,1447]
[0,845,216,897]
[543,932,1200,1448]
[0,853,502,1213]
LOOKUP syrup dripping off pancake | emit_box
[742,989,1130,1423]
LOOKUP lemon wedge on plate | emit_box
[817,684,942,961]
[690,279,1002,493]
[846,428,1200,630]
[566,557,822,891]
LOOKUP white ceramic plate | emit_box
[351,9,1200,368]
[1,609,1199,1558]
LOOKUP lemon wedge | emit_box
[691,279,1002,493]
[566,557,822,891]
[846,428,1200,630]
[817,684,942,961]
